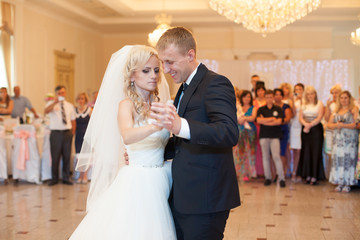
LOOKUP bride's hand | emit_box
[151,122,163,131]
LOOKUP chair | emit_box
[0,126,7,181]
[11,125,41,184]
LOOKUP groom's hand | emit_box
[124,151,129,165]
[150,102,181,135]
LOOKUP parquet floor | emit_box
[1,179,359,240]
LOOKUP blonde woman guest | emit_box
[324,84,342,178]
[280,82,294,176]
[328,91,358,192]
[297,86,325,185]
[290,83,304,182]
[0,87,14,119]
[74,92,92,184]
[253,84,266,176]
[233,90,257,181]
[280,82,294,110]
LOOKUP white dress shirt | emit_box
[46,100,76,130]
[176,64,200,140]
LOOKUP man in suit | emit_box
[150,27,240,240]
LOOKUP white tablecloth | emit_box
[4,132,45,176]
[2,125,76,182]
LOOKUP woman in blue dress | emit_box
[74,92,92,183]
[274,88,292,177]
[328,91,358,192]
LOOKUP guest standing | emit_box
[88,90,98,108]
[328,91,358,192]
[290,83,304,182]
[233,90,257,181]
[11,86,39,123]
[324,84,342,178]
[297,86,325,185]
[274,88,292,176]
[0,87,13,119]
[257,90,285,187]
[280,82,294,110]
[45,85,76,186]
[250,74,260,96]
[74,92,92,184]
[253,84,266,176]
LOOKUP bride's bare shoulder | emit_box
[118,98,133,112]
[119,98,133,107]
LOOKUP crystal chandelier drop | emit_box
[351,27,360,46]
[209,0,321,36]
[148,13,172,47]
[350,15,360,46]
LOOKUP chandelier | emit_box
[209,0,321,36]
[351,28,360,46]
[148,13,172,47]
[351,15,360,46]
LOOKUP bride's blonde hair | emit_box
[123,45,161,122]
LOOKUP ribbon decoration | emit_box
[14,130,35,171]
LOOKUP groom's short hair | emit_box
[156,26,197,56]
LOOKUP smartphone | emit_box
[58,96,65,101]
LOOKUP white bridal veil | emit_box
[76,45,170,211]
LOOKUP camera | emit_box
[58,96,65,101]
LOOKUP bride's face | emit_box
[132,55,160,93]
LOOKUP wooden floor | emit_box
[1,179,359,240]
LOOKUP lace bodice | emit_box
[125,121,170,167]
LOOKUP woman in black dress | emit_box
[297,86,325,185]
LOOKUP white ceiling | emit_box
[26,0,360,34]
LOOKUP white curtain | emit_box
[0,1,14,90]
[0,32,8,88]
[200,59,352,104]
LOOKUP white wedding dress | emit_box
[70,122,176,240]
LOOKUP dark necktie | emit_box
[183,82,188,92]
[177,83,188,111]
[61,102,67,125]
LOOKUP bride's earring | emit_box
[131,81,134,87]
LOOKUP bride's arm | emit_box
[118,98,161,145]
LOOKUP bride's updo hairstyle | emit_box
[124,45,161,122]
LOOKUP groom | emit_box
[150,27,240,240]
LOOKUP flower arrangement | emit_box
[44,93,55,102]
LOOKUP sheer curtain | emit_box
[0,34,7,88]
[201,59,352,104]
[0,1,14,90]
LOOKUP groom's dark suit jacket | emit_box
[165,63,240,214]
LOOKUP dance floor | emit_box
[1,179,359,240]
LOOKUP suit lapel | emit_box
[178,63,208,117]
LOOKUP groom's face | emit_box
[158,44,193,84]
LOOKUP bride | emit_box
[70,45,176,239]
